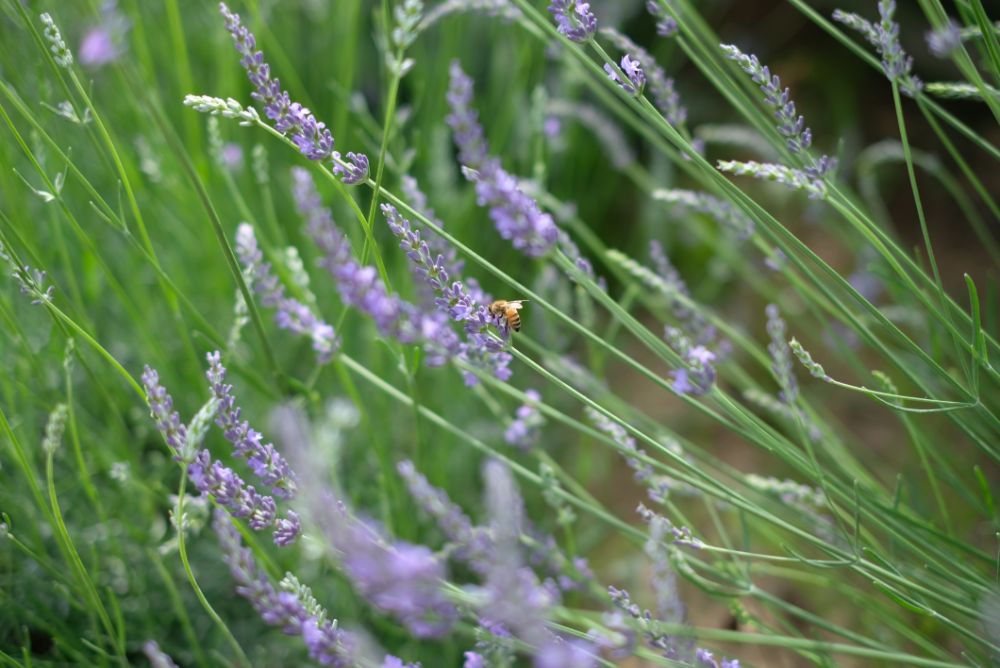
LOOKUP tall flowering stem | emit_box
[381,202,512,383]
[270,405,460,639]
[447,61,559,257]
[214,509,358,666]
[217,3,368,183]
[721,44,815,156]
[141,364,301,546]
[717,160,827,199]
[234,224,338,363]
[832,1,923,97]
[397,460,493,572]
[206,351,298,499]
[292,168,463,367]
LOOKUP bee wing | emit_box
[508,300,527,310]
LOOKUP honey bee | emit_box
[488,299,528,332]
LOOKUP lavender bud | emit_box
[142,641,179,668]
[717,160,827,199]
[183,95,260,125]
[789,338,829,380]
[765,304,798,403]
[548,0,597,43]
[646,1,678,37]
[653,189,754,241]
[833,1,923,97]
[332,151,369,185]
[41,404,69,456]
[600,28,687,126]
[604,55,646,97]
[926,19,962,58]
[40,13,73,68]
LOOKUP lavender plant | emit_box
[2,1,999,667]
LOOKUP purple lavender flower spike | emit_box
[463,651,485,668]
[214,509,358,666]
[664,326,716,396]
[206,351,298,498]
[717,159,828,199]
[765,303,798,403]
[400,175,490,307]
[504,389,544,449]
[218,3,369,182]
[333,151,369,185]
[926,19,961,58]
[480,460,599,666]
[292,170,465,367]
[721,44,812,155]
[338,520,459,638]
[548,0,597,43]
[646,0,678,37]
[235,223,339,363]
[397,460,492,572]
[144,358,300,546]
[447,62,559,258]
[604,55,646,96]
[601,29,686,126]
[381,202,512,383]
[833,1,922,97]
[141,366,189,461]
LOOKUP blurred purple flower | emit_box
[214,509,358,665]
[926,19,961,58]
[271,405,460,639]
[480,460,598,666]
[504,389,544,449]
[142,641,178,668]
[78,1,127,68]
[220,142,244,170]
[79,27,119,66]
[397,459,493,572]
[548,0,597,42]
[340,519,459,637]
[646,0,678,37]
[234,222,338,363]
